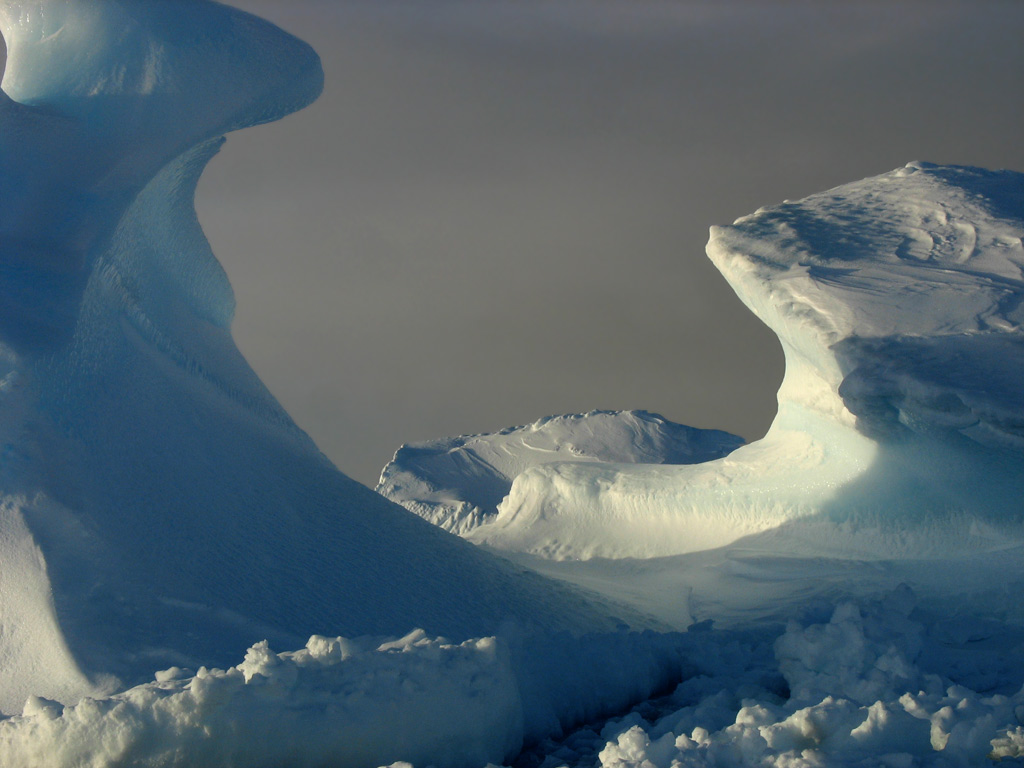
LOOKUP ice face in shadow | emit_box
[377,410,743,535]
[467,163,1024,561]
[0,0,687,739]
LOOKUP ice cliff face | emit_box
[462,164,1024,561]
[0,0,678,721]
[377,410,742,534]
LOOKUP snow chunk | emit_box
[377,410,742,535]
[535,590,1024,768]
[0,632,523,768]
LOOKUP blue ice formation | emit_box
[0,0,683,739]
[465,164,1024,561]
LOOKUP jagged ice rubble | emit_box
[0,1,1022,767]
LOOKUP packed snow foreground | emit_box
[0,1,1022,767]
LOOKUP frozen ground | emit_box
[0,0,1022,766]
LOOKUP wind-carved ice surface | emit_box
[464,163,1024,562]
[0,0,692,759]
[377,410,743,535]
[2,0,1023,764]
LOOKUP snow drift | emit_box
[462,163,1024,561]
[377,410,742,534]
[0,0,687,753]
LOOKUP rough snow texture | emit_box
[377,410,742,534]
[466,164,1024,561]
[0,631,521,768]
[12,587,1023,768]
[0,626,693,768]
[0,0,683,737]
[518,588,1024,768]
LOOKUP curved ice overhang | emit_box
[470,164,1024,561]
[0,1,691,732]
[711,162,1024,451]
[0,0,323,350]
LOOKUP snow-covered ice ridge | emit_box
[377,410,743,535]
[0,0,689,758]
[452,162,1024,561]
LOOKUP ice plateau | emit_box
[0,0,689,762]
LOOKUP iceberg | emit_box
[377,409,742,534]
[372,167,1024,767]
[0,0,687,753]
[463,163,1024,562]
[2,0,1023,764]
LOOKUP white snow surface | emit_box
[377,410,742,534]
[467,162,1024,562]
[516,586,1024,768]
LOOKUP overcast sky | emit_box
[14,1,1021,487]
[191,0,1024,486]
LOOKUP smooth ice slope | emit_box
[467,163,1024,561]
[377,410,742,534]
[0,0,685,747]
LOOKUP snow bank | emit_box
[468,163,1024,561]
[377,410,741,534]
[0,631,522,768]
[0,626,695,768]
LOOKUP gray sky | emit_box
[204,0,1024,487]
[10,2,1024,487]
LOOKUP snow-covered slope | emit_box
[377,410,742,534]
[466,163,1024,561]
[0,0,686,745]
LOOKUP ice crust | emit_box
[0,0,686,750]
[377,410,742,535]
[465,163,1024,561]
